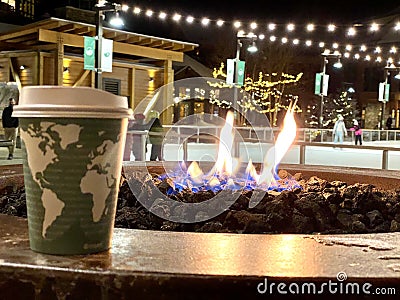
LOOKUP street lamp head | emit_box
[347,86,356,93]
[395,72,400,80]
[333,58,342,69]
[247,41,258,53]
[109,12,124,27]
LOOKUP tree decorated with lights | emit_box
[304,89,359,129]
[210,63,303,126]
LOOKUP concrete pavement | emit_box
[0,146,22,166]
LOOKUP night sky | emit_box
[114,0,400,45]
[121,0,400,23]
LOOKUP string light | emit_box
[120,3,400,63]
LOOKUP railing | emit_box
[295,141,400,170]
[162,125,400,143]
[126,128,400,170]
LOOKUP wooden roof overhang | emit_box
[0,17,199,62]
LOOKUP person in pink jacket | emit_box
[350,119,362,145]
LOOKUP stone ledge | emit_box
[1,214,400,299]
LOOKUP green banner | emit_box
[385,83,390,102]
[84,36,96,71]
[236,60,245,86]
[314,73,322,95]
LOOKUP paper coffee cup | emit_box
[13,86,132,255]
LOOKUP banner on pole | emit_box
[236,60,245,86]
[378,82,390,102]
[322,74,329,96]
[385,83,390,102]
[101,38,113,73]
[83,36,96,71]
[314,73,322,95]
[226,59,235,84]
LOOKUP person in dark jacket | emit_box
[148,118,164,161]
[1,98,18,160]
[129,113,150,161]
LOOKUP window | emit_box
[102,78,120,95]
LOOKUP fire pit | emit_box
[119,161,400,235]
[117,107,400,236]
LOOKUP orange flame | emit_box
[259,101,297,185]
[213,111,235,176]
[187,161,204,185]
[245,159,260,183]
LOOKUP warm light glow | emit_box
[250,22,257,30]
[173,13,181,21]
[268,23,276,31]
[332,42,338,49]
[347,27,356,36]
[354,53,360,59]
[345,44,352,51]
[344,52,350,58]
[145,9,153,17]
[258,34,265,40]
[216,19,224,26]
[395,22,400,31]
[270,35,276,42]
[133,7,141,14]
[121,5,129,12]
[213,111,234,176]
[376,56,382,62]
[293,39,299,45]
[365,55,371,61]
[322,49,330,55]
[360,45,367,51]
[318,42,325,48]
[306,24,314,31]
[186,16,194,23]
[375,46,381,53]
[305,40,312,46]
[390,46,397,53]
[234,21,241,28]
[237,29,245,36]
[201,18,210,26]
[287,23,295,31]
[281,37,288,43]
[370,23,379,32]
[159,12,167,19]
[327,24,336,31]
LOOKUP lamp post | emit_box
[233,32,257,124]
[319,51,342,128]
[94,1,122,89]
[380,64,400,129]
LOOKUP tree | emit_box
[304,88,359,129]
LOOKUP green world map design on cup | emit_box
[20,118,127,255]
[14,85,131,255]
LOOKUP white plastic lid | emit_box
[13,86,132,119]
